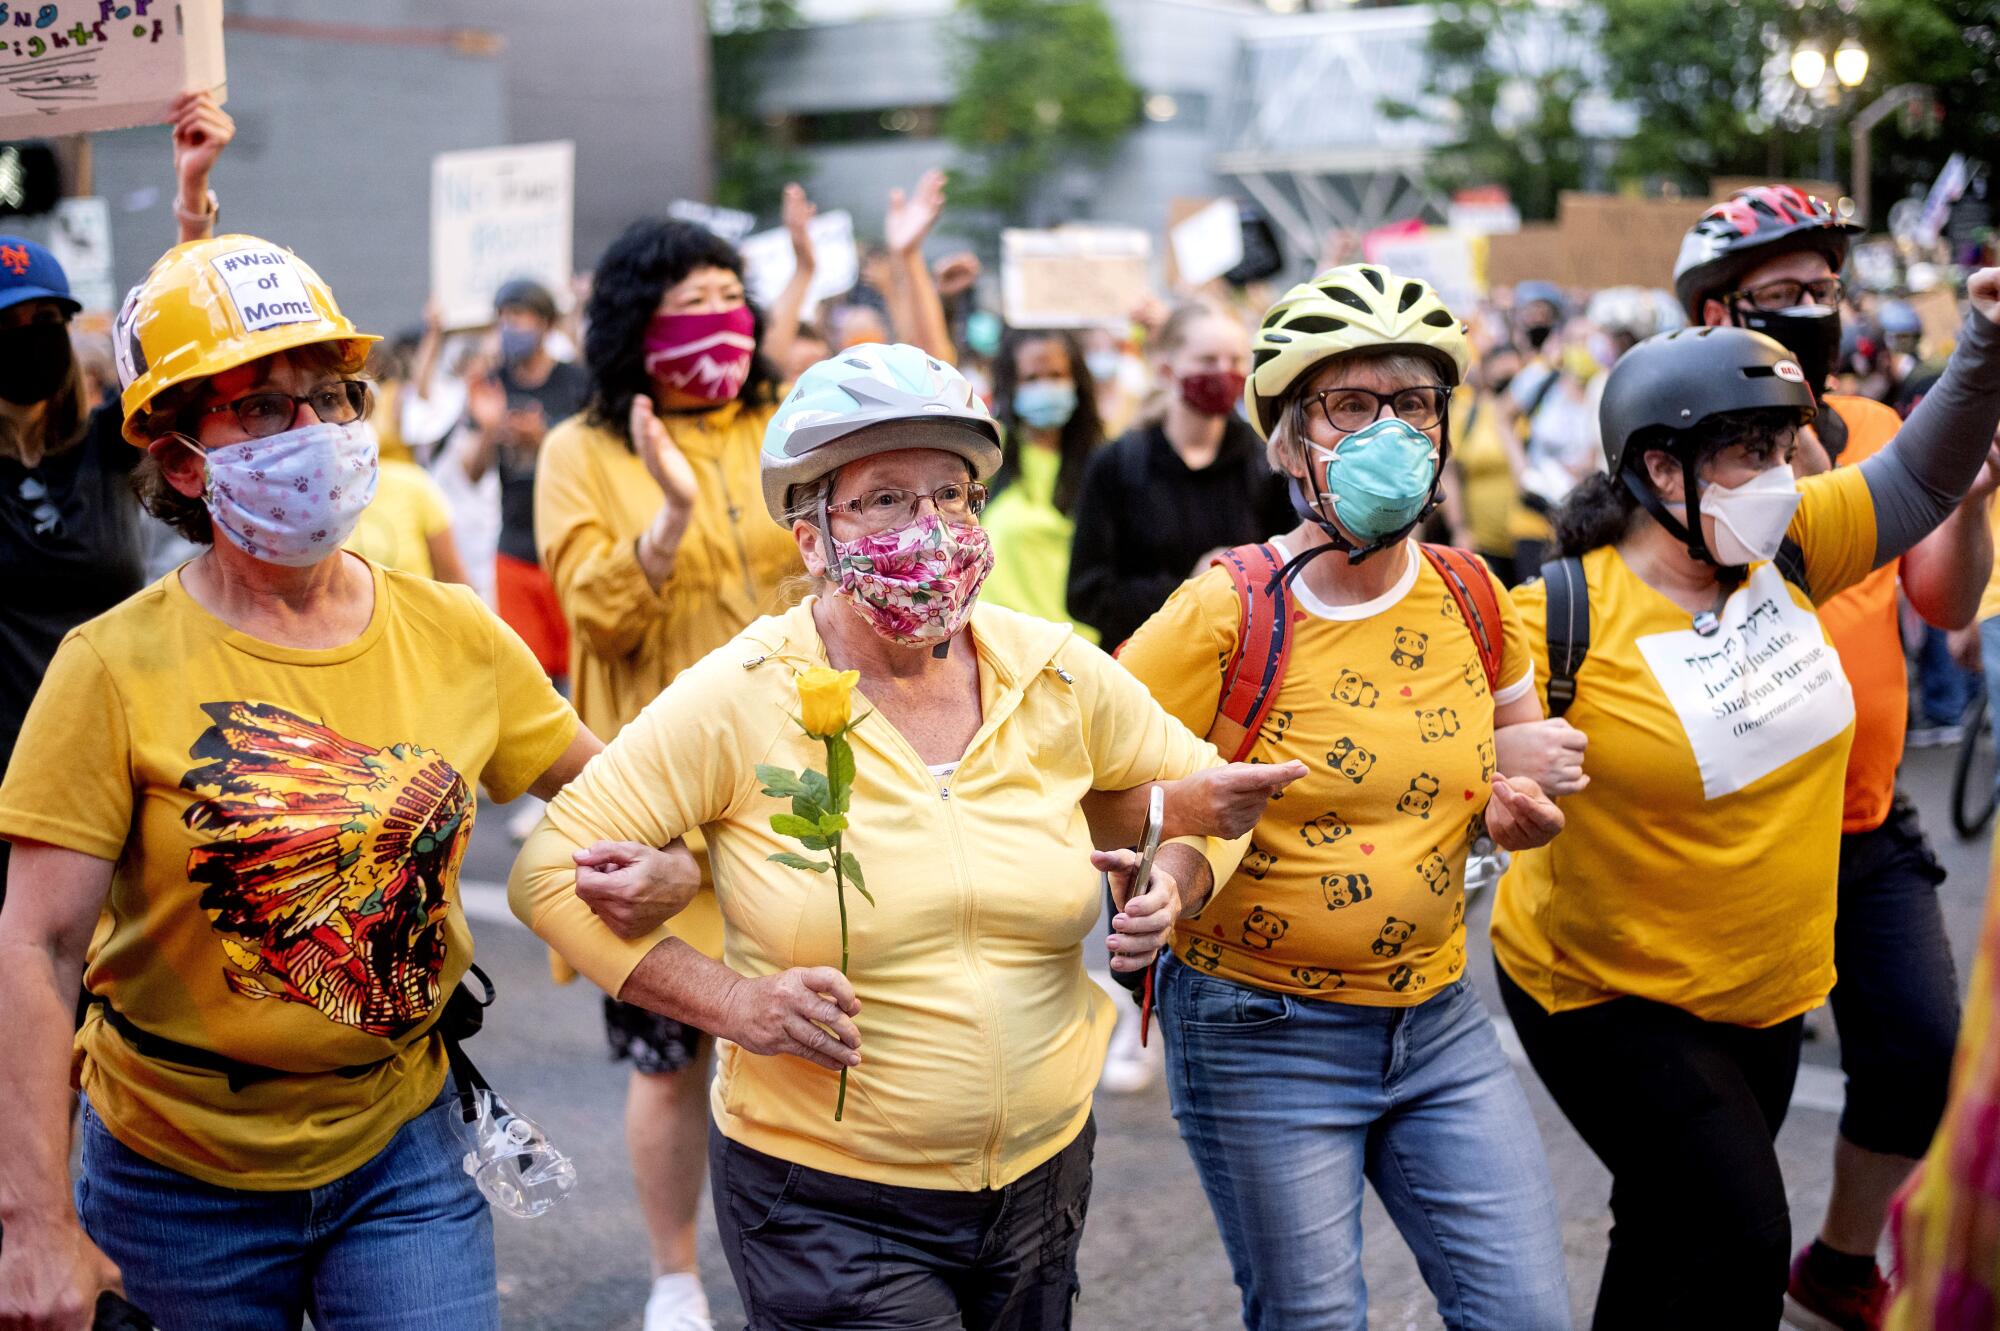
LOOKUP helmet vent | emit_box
[1264,332,1293,344]
[1252,347,1281,372]
[1421,310,1454,328]
[1286,315,1349,335]
[1398,282,1424,312]
[1324,288,1373,313]
[842,357,872,369]
[1359,267,1387,293]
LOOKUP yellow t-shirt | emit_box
[1491,465,1880,1028]
[1978,501,2000,625]
[0,558,578,1189]
[345,458,451,579]
[1450,391,1521,557]
[1118,539,1532,1002]
[980,443,1099,643]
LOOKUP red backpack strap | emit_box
[1421,544,1504,693]
[1207,543,1293,764]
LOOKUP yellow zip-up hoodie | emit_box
[510,597,1244,1191]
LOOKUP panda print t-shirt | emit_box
[1118,539,1533,1004]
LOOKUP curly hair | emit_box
[582,219,782,448]
[989,328,1104,517]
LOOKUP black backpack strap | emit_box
[1541,557,1588,719]
[1774,537,1810,602]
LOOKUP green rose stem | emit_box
[759,720,872,1123]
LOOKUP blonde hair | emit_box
[1139,301,1237,427]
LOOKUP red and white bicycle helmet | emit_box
[1672,185,1860,322]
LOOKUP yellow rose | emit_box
[797,667,861,737]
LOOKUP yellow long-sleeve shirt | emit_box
[534,399,802,963]
[509,597,1245,1191]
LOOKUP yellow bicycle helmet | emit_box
[118,234,377,444]
[1244,263,1471,440]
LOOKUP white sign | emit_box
[1448,198,1522,237]
[46,195,112,311]
[0,0,224,139]
[739,209,857,311]
[430,140,575,330]
[1170,198,1243,289]
[1364,227,1481,316]
[1635,563,1856,800]
[211,243,317,332]
[669,199,756,245]
[1919,154,1969,248]
[1001,226,1153,329]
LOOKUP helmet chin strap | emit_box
[1621,455,1747,581]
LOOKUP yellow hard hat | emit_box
[1244,263,1471,441]
[117,234,378,445]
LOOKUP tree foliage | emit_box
[710,0,811,212]
[1857,0,1999,206]
[943,0,1141,222]
[1386,0,1592,222]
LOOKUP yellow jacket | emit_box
[509,598,1244,1191]
[534,399,803,963]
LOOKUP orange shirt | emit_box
[1817,394,1906,835]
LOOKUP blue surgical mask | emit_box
[1012,380,1077,432]
[1085,350,1122,384]
[498,325,542,365]
[1306,417,1440,542]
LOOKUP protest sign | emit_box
[738,209,857,311]
[669,199,756,245]
[47,195,111,310]
[430,141,574,329]
[1364,225,1480,315]
[1001,226,1152,329]
[1909,286,1961,353]
[1170,199,1243,290]
[0,0,224,139]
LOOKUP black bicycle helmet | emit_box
[1672,186,1860,322]
[1600,326,1815,566]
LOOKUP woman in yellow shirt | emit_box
[513,343,1249,1328]
[1117,264,1571,1331]
[0,235,599,1329]
[1491,278,2000,1328]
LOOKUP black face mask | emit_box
[1735,304,1839,397]
[0,322,73,406]
[1522,323,1554,352]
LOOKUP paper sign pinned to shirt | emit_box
[1636,563,1855,800]
[0,0,225,140]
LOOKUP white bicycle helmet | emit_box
[760,343,1001,524]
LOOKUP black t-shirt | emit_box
[1066,415,1295,648]
[494,359,590,564]
[0,402,145,777]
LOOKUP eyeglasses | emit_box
[1301,385,1449,435]
[1723,277,1844,311]
[202,380,373,439]
[825,481,989,532]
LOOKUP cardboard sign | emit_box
[668,199,756,245]
[0,0,224,140]
[738,209,857,311]
[1635,564,1855,800]
[430,140,574,330]
[1909,287,1961,352]
[1170,198,1243,289]
[1001,227,1152,329]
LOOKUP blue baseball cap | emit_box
[0,236,80,315]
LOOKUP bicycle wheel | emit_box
[1952,688,1997,840]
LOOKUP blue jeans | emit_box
[75,1083,498,1331]
[1981,617,2000,770]
[1159,958,1570,1331]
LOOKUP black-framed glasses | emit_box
[203,379,373,439]
[1301,384,1449,435]
[825,481,989,532]
[1723,277,1844,311]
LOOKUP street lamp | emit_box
[1790,47,1827,94]
[1834,41,1870,90]
[1790,38,1868,191]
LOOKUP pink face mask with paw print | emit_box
[826,513,995,646]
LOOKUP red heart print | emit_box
[1400,686,1414,697]
[1464,790,1476,800]
[1360,843,1375,855]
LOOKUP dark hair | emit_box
[989,328,1103,516]
[581,219,781,447]
[1554,406,1798,557]
[129,342,363,546]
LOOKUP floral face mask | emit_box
[825,512,994,646]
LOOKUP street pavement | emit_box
[459,741,1996,1330]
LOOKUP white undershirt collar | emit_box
[1266,537,1420,621]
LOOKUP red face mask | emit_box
[642,306,757,403]
[1178,369,1246,418]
